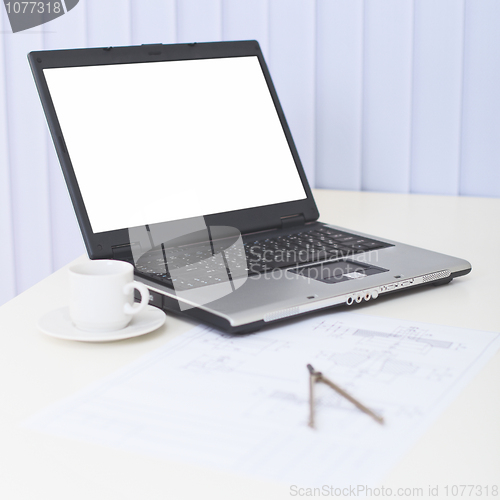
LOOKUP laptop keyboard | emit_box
[243,226,390,274]
[134,224,392,290]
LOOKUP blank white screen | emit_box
[44,56,307,233]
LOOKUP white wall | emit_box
[1,0,499,305]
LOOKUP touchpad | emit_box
[290,260,388,284]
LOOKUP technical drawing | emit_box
[24,312,500,488]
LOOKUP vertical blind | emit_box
[1,0,499,305]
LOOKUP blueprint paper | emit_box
[25,312,500,486]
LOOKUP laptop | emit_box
[29,41,471,334]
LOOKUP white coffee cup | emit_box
[69,260,150,332]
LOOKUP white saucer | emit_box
[38,305,166,342]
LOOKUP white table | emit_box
[1,190,499,499]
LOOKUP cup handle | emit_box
[123,281,150,316]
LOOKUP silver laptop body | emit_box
[29,41,471,333]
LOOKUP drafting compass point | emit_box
[307,364,385,429]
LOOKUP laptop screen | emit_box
[43,55,307,234]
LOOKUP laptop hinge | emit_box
[280,213,306,229]
[111,243,135,262]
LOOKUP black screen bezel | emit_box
[29,41,319,259]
